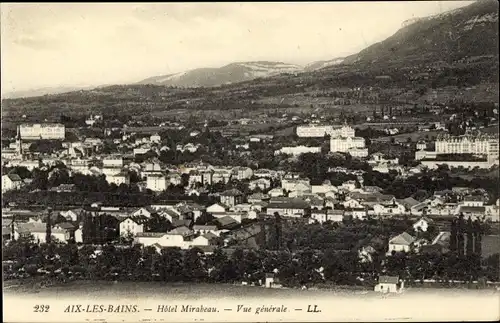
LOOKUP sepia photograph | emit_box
[1,1,499,322]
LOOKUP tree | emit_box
[45,207,52,244]
[274,212,282,251]
[466,217,473,256]
[195,213,215,225]
[457,213,465,256]
[147,213,172,232]
[473,219,482,257]
[81,211,95,244]
[183,247,207,282]
[119,230,135,245]
[8,166,32,180]
[450,219,458,254]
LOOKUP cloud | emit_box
[131,3,238,23]
[12,34,64,51]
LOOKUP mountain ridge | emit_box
[137,61,303,88]
[3,0,498,99]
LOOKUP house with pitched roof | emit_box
[344,198,363,209]
[2,174,23,192]
[462,195,485,207]
[300,194,324,210]
[288,183,312,197]
[192,225,218,235]
[119,216,147,237]
[458,205,486,220]
[232,166,253,180]
[374,276,402,293]
[268,188,285,197]
[310,209,344,224]
[247,193,270,204]
[15,222,72,243]
[311,182,338,194]
[171,219,193,229]
[397,197,420,211]
[345,207,367,220]
[215,216,240,230]
[106,171,130,186]
[413,217,433,232]
[220,189,244,207]
[190,232,219,247]
[249,178,271,191]
[372,201,406,216]
[387,232,415,255]
[169,226,194,237]
[266,197,310,218]
[207,203,227,214]
[59,209,82,222]
[158,208,181,223]
[131,207,156,218]
[232,203,252,213]
[135,232,187,249]
[485,204,500,222]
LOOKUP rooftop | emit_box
[389,232,415,245]
[378,276,399,284]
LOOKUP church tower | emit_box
[16,125,23,159]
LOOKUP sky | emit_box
[1,1,474,95]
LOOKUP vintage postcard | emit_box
[1,1,499,322]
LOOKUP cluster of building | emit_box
[273,124,368,158]
[2,121,499,259]
[4,166,498,250]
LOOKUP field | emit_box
[373,130,446,143]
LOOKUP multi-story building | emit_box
[119,217,146,237]
[296,125,334,137]
[232,167,253,180]
[220,189,244,207]
[416,132,499,164]
[18,123,65,140]
[2,174,23,193]
[103,155,123,168]
[435,133,497,155]
[330,125,356,138]
[106,171,130,186]
[146,173,168,192]
[330,136,366,153]
[296,124,355,138]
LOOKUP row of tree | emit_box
[3,238,499,287]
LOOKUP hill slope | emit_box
[138,61,302,87]
[304,57,346,72]
[340,0,498,66]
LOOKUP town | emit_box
[2,111,499,292]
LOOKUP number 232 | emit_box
[34,305,50,312]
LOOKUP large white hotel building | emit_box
[296,124,355,138]
[416,132,499,166]
[330,136,368,157]
[435,133,498,156]
[18,123,65,140]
